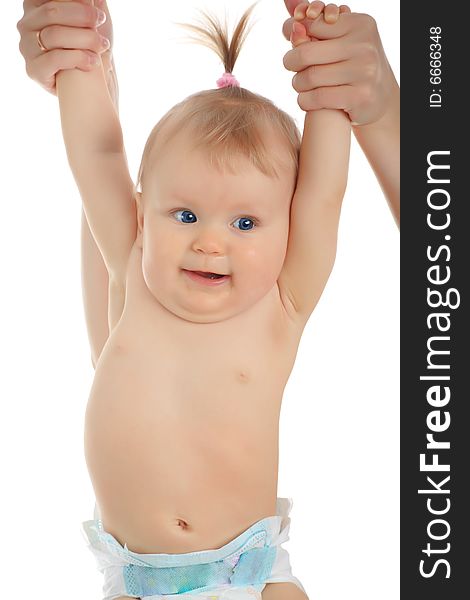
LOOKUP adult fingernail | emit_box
[101,36,110,49]
[96,9,106,26]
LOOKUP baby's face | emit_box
[136,131,295,324]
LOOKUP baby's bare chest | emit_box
[91,292,302,433]
[105,318,294,411]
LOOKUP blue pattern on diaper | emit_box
[229,547,276,586]
[123,545,276,596]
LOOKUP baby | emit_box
[55,1,350,599]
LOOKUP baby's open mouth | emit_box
[182,269,231,284]
[192,271,225,280]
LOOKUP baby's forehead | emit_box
[161,139,293,185]
[160,167,280,204]
[142,118,296,202]
[145,151,293,213]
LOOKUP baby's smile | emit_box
[182,269,232,286]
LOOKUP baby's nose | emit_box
[192,228,226,255]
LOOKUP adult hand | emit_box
[282,0,398,126]
[17,0,114,96]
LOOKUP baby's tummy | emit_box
[84,349,281,554]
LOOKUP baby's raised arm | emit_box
[278,10,351,321]
[55,0,136,329]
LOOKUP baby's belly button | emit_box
[173,517,190,530]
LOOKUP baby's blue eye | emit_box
[173,210,256,231]
[233,217,256,231]
[174,210,197,224]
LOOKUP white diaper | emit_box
[81,497,306,600]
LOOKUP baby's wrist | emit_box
[101,52,119,113]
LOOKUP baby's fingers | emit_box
[323,4,340,24]
[290,21,310,47]
[323,4,350,22]
[293,2,309,21]
[306,1,326,20]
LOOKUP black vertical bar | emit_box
[401,2,469,599]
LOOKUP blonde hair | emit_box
[135,1,301,196]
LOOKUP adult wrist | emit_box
[352,73,400,135]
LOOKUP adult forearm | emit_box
[352,79,400,227]
[57,54,123,156]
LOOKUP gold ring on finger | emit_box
[36,29,48,52]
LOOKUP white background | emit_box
[2,1,399,598]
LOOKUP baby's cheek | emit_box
[244,243,284,287]
[144,224,177,265]
[241,245,266,271]
[141,231,170,291]
[141,249,158,295]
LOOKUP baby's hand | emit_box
[290,2,351,47]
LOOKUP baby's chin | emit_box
[148,276,277,324]
[159,297,246,325]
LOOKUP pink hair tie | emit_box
[216,72,240,88]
